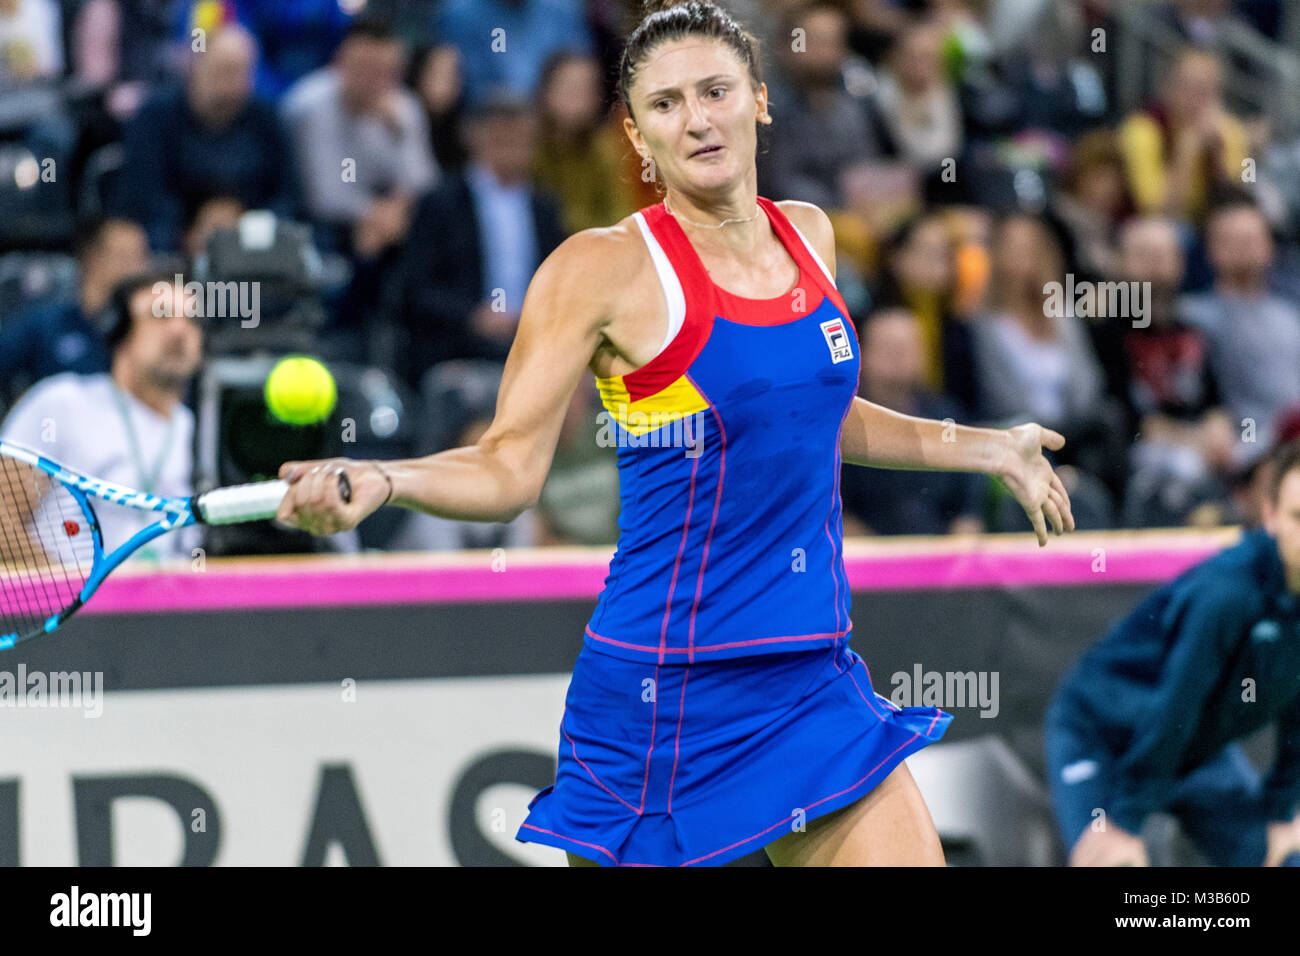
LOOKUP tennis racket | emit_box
[0,438,351,650]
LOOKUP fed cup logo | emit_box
[820,318,853,364]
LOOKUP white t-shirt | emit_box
[1,372,198,563]
[987,315,1071,425]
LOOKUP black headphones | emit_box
[99,262,191,354]
[98,287,133,354]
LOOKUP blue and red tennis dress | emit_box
[517,197,951,865]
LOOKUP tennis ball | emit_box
[264,355,337,425]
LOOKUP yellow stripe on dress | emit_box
[595,374,710,436]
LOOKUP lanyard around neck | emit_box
[109,383,176,497]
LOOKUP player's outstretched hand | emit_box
[275,458,392,536]
[1000,423,1076,547]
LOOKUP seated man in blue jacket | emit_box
[0,218,149,408]
[1046,439,1300,866]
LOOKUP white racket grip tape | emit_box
[194,479,289,524]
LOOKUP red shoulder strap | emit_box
[618,202,716,397]
[754,197,853,325]
[640,201,716,315]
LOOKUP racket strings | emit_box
[0,456,95,640]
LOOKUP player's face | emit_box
[1265,469,1300,585]
[624,39,769,197]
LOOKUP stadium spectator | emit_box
[1233,406,1300,527]
[0,269,202,562]
[72,0,183,110]
[0,0,62,87]
[970,212,1126,506]
[841,0,911,64]
[1046,438,1300,866]
[1153,0,1251,47]
[972,213,1105,430]
[0,218,148,406]
[181,192,246,261]
[870,211,980,413]
[1050,129,1132,282]
[112,24,299,252]
[281,16,437,258]
[925,0,997,71]
[993,1,1108,140]
[531,52,634,235]
[1182,197,1300,457]
[839,308,985,536]
[757,2,884,210]
[66,0,183,201]
[1256,125,1300,244]
[409,43,469,172]
[398,91,565,385]
[433,0,595,104]
[199,0,357,101]
[873,20,963,174]
[1109,217,1234,527]
[1116,47,1249,224]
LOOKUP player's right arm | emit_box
[275,227,636,536]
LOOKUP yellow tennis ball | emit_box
[264,356,337,425]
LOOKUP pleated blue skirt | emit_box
[517,637,952,866]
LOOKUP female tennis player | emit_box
[275,0,1075,866]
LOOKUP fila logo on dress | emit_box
[820,318,854,364]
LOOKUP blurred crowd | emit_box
[1,0,1299,552]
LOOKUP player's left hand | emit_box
[999,423,1075,547]
[1264,817,1300,866]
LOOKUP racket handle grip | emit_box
[194,472,353,524]
[194,479,289,524]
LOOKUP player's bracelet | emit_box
[374,460,392,504]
